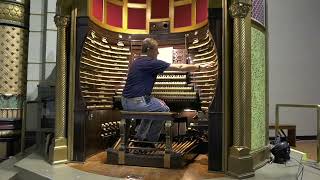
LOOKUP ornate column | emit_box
[49,15,69,164]
[228,0,253,178]
[0,0,29,160]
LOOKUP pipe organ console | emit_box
[75,20,218,167]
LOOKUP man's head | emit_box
[141,38,159,59]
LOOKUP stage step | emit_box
[9,153,112,180]
[1,146,161,180]
[0,145,36,180]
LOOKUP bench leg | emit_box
[118,118,127,164]
[164,120,172,168]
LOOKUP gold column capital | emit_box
[54,15,69,27]
[229,0,252,18]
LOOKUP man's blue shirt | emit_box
[122,56,170,98]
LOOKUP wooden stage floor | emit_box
[69,152,224,180]
[295,140,318,160]
[68,140,318,179]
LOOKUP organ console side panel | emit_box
[74,18,132,160]
[207,7,224,172]
[188,33,219,111]
[79,30,130,110]
[74,17,91,161]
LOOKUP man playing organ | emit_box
[121,38,213,146]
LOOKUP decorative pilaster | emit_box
[228,0,253,178]
[49,15,69,164]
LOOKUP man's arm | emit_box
[166,62,214,72]
[166,64,199,72]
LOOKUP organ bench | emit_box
[117,111,176,168]
[106,111,205,168]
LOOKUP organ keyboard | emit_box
[113,71,201,112]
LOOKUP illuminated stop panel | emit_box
[88,0,208,34]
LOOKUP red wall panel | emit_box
[196,0,208,23]
[107,2,123,28]
[92,0,103,22]
[151,0,169,19]
[174,4,192,28]
[128,8,146,29]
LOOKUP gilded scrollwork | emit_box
[229,0,252,18]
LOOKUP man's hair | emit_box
[141,38,158,53]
